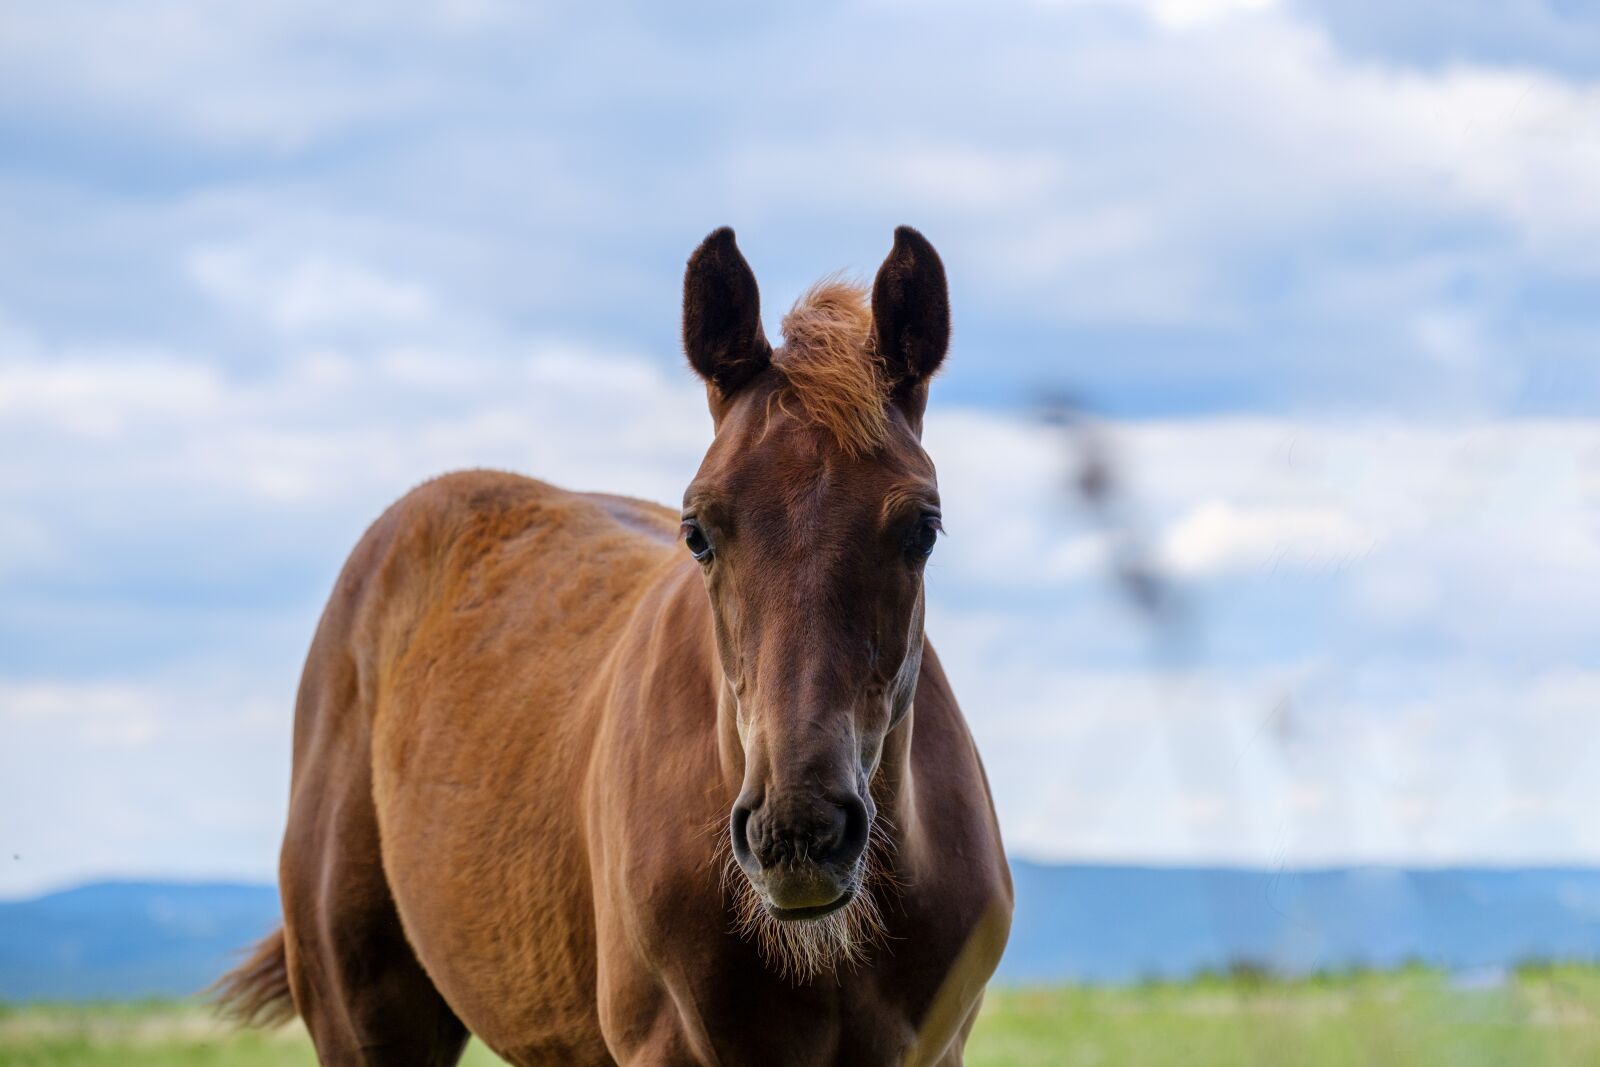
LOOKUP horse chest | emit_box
[647,970,929,1067]
[597,874,994,1066]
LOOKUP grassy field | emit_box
[3,967,1598,1065]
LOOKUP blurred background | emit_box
[2,0,1599,1058]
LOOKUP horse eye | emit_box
[682,520,714,562]
[907,516,941,560]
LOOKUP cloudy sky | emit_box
[2,0,1598,897]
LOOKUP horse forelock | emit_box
[774,280,890,458]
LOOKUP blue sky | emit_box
[2,0,1599,896]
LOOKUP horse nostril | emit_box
[735,795,870,874]
[818,794,869,869]
[730,801,757,867]
[813,802,848,858]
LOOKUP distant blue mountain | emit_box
[1002,862,1600,982]
[0,881,279,1001]
[4,866,1600,999]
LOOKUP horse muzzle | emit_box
[730,790,870,918]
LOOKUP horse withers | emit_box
[216,227,1012,1065]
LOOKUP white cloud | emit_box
[934,410,1600,642]
[187,248,437,334]
[1158,500,1371,577]
[0,352,224,440]
[940,650,1600,867]
[0,317,708,510]
[707,5,1600,340]
[920,407,1600,864]
[1,682,167,748]
[1026,0,1281,27]
[0,2,478,150]
[1144,0,1280,31]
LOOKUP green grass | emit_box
[970,966,1600,1066]
[4,967,1599,1065]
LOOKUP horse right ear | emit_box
[872,226,950,392]
[683,228,772,398]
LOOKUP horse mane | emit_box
[775,279,889,457]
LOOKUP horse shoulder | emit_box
[890,641,1013,1056]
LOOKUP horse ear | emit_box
[872,226,950,400]
[683,227,772,397]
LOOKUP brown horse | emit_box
[216,227,1012,1065]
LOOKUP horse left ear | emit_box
[872,226,950,409]
[683,227,772,399]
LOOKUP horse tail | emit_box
[211,926,295,1027]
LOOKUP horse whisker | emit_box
[713,816,893,984]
